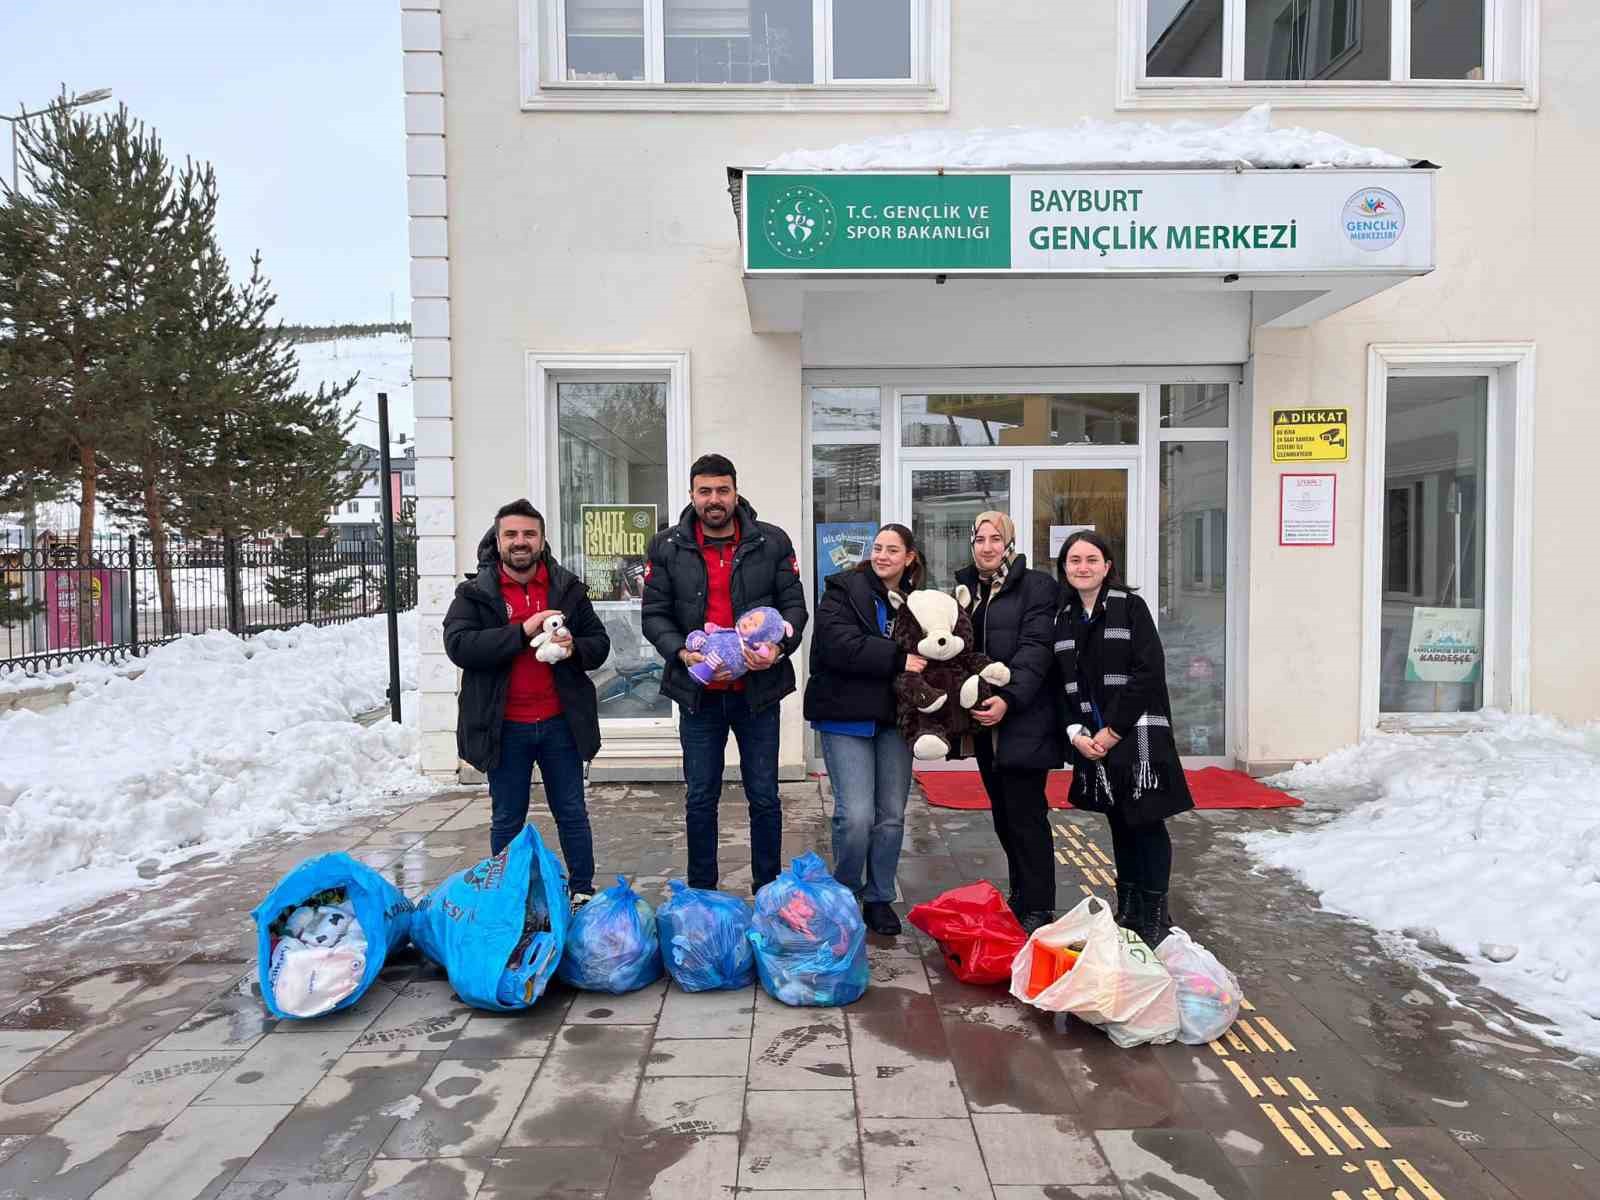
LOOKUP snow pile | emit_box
[766,105,1411,172]
[0,613,436,933]
[1242,714,1600,1055]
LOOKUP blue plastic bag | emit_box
[657,880,755,992]
[252,853,414,1020]
[557,876,664,994]
[410,826,571,1011]
[749,852,869,1007]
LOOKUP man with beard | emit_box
[444,499,610,909]
[642,454,808,892]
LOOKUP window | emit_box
[809,386,881,600]
[901,393,1140,448]
[524,0,949,110]
[1126,0,1534,108]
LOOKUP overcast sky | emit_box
[2,1,407,325]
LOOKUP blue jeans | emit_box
[487,717,594,894]
[820,728,911,903]
[679,691,782,891]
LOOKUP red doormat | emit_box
[915,766,1302,811]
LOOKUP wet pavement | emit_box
[0,778,1597,1199]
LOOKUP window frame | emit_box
[520,0,949,111]
[1119,0,1539,110]
[1360,344,1535,733]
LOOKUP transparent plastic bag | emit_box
[1156,927,1243,1045]
[749,852,868,1007]
[558,876,664,994]
[657,880,755,992]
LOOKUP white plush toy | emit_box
[531,613,572,663]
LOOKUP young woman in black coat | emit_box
[803,524,927,936]
[1055,530,1195,949]
[954,511,1064,935]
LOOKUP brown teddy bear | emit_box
[887,587,1013,761]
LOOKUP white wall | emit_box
[423,0,1600,774]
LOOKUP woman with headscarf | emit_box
[1054,530,1194,949]
[953,511,1064,934]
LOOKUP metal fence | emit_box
[0,530,418,675]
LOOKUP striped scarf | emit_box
[970,511,1017,603]
[1055,588,1168,808]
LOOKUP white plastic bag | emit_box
[1009,895,1179,1048]
[1155,927,1243,1045]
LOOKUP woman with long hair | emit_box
[1054,530,1194,948]
[954,511,1064,934]
[803,524,927,936]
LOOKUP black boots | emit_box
[1135,890,1172,949]
[862,901,902,936]
[1019,910,1056,935]
[1114,881,1137,928]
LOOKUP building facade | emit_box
[403,0,1593,780]
[326,444,416,549]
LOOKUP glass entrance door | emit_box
[903,463,1015,590]
[1026,465,1133,585]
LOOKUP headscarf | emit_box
[969,510,1017,597]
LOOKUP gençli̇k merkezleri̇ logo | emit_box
[1341,187,1405,252]
[763,184,838,262]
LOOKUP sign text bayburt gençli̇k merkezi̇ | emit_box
[1026,187,1299,256]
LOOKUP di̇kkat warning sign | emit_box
[1272,408,1349,462]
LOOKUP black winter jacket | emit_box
[443,529,610,771]
[640,498,808,714]
[802,569,906,726]
[952,556,1064,771]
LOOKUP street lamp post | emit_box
[2,88,112,652]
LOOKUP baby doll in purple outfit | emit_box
[685,606,793,685]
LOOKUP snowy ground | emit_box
[292,332,415,441]
[767,104,1413,172]
[0,612,435,934]
[1243,713,1600,1057]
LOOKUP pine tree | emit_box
[0,574,42,627]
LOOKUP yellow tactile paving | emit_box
[1223,1058,1261,1097]
[1393,1160,1444,1200]
[1255,1015,1296,1052]
[1315,1106,1364,1151]
[1089,843,1112,865]
[1342,1108,1391,1150]
[1365,1160,1395,1190]
[1289,1076,1319,1102]
[1288,1105,1342,1155]
[1225,1029,1251,1054]
[1236,1018,1274,1053]
[1259,1103,1315,1157]
[1055,850,1068,865]
[1208,1039,1230,1058]
[1262,1075,1290,1098]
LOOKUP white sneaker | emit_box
[570,892,594,914]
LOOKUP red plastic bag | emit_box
[907,882,1028,985]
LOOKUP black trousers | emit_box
[974,738,1056,913]
[1107,806,1173,893]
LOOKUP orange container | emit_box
[1025,943,1081,998]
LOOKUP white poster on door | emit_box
[1405,607,1484,683]
[1049,524,1096,557]
[1278,474,1336,546]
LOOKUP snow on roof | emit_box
[764,105,1413,173]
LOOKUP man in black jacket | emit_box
[641,454,808,891]
[443,500,610,907]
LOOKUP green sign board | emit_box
[746,173,1010,272]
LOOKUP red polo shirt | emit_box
[499,563,562,724]
[696,523,743,693]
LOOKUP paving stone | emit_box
[847,995,966,1119]
[154,975,276,1052]
[992,1189,1122,1199]
[644,1038,749,1078]
[1094,1129,1254,1200]
[631,1076,744,1136]
[567,978,668,1026]
[971,1113,1115,1187]
[654,986,755,1040]
[444,1010,562,1060]
[939,1003,1080,1115]
[193,1031,357,1106]
[229,1049,440,1188]
[747,1008,851,1091]
[860,1117,993,1197]
[347,981,471,1053]
[474,1145,615,1198]
[274,983,401,1037]
[1054,1038,1198,1129]
[739,1088,861,1191]
[379,1055,541,1158]
[0,967,152,1033]
[90,1104,291,1200]
[0,1071,110,1135]
[349,1155,487,1198]
[0,1049,241,1199]
[382,800,472,833]
[608,1132,738,1198]
[503,1025,651,1148]
[0,1031,72,1085]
